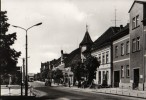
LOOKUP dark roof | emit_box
[92,27,120,51]
[63,53,69,59]
[50,58,61,67]
[80,31,93,46]
[64,48,81,67]
[112,24,129,41]
[129,0,146,13]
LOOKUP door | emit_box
[133,68,139,89]
[114,71,120,87]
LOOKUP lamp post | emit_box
[12,22,42,96]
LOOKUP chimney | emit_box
[61,50,63,54]
[120,25,123,30]
[61,50,64,64]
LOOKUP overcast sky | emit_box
[2,0,135,73]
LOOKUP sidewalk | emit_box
[1,85,34,96]
[62,86,146,99]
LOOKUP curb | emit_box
[61,86,146,99]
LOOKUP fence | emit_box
[0,85,35,96]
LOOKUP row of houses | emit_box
[37,0,146,90]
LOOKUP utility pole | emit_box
[21,66,23,96]
[12,22,42,96]
[23,58,25,84]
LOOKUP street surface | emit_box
[30,81,145,100]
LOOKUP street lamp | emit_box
[12,22,42,96]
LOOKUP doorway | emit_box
[133,68,139,89]
[114,71,120,87]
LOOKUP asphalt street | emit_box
[30,81,145,100]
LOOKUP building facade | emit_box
[92,27,120,86]
[92,46,111,86]
[129,1,146,90]
[112,25,130,88]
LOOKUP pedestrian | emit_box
[78,81,81,88]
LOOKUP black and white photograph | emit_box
[0,0,146,100]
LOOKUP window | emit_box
[115,46,118,58]
[98,54,101,63]
[136,37,140,51]
[121,43,124,55]
[126,65,130,77]
[121,66,124,78]
[81,46,86,52]
[99,71,101,84]
[132,37,140,52]
[132,39,136,52]
[106,51,109,63]
[136,15,140,27]
[132,15,140,29]
[126,41,130,54]
[102,53,105,64]
[103,71,105,80]
[132,17,136,29]
[106,71,109,80]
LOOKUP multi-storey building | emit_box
[112,25,130,88]
[129,0,146,90]
[112,0,146,90]
[92,27,120,86]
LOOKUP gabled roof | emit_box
[80,31,93,46]
[92,27,120,51]
[64,48,81,67]
[129,0,146,13]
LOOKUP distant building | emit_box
[63,48,81,86]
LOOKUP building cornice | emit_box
[113,58,130,63]
[113,34,129,45]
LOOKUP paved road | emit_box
[30,81,145,100]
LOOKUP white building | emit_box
[92,46,111,85]
[91,27,120,86]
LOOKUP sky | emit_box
[2,0,135,73]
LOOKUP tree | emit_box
[52,69,63,84]
[84,55,100,86]
[71,62,86,85]
[0,11,21,79]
